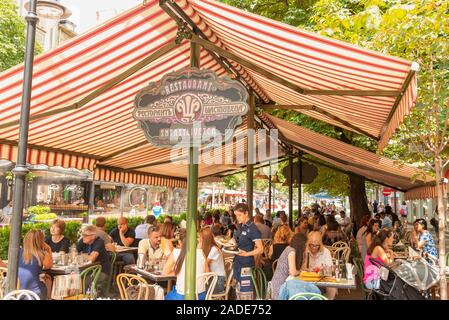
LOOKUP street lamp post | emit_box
[6,0,68,293]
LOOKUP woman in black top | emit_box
[45,219,70,253]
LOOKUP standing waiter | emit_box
[230,203,263,292]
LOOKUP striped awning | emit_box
[185,0,418,149]
[0,0,417,184]
[0,143,97,171]
[404,185,438,200]
[94,167,186,188]
[263,113,434,193]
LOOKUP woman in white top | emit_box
[302,231,337,300]
[199,227,226,293]
[356,215,371,261]
[163,231,209,300]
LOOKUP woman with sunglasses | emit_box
[413,219,438,263]
[302,231,337,299]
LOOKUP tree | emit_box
[305,0,449,300]
[0,0,26,71]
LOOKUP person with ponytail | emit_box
[163,229,209,300]
[18,230,53,299]
[363,228,395,289]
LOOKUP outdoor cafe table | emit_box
[114,245,138,254]
[46,261,100,276]
[124,264,176,293]
[294,276,357,290]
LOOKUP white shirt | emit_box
[135,223,152,239]
[207,246,225,277]
[172,248,206,295]
[305,247,333,270]
[356,226,368,257]
[2,206,12,215]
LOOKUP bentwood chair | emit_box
[116,273,150,300]
[332,241,349,249]
[106,252,117,294]
[79,264,102,299]
[289,292,327,300]
[271,259,279,275]
[0,267,7,299]
[197,272,218,300]
[250,266,267,300]
[333,246,351,263]
[211,259,234,300]
[3,289,40,300]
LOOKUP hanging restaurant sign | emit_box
[133,68,249,147]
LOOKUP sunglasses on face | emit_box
[309,244,320,248]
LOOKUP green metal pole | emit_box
[184,41,200,300]
[288,156,293,228]
[6,0,38,293]
[246,91,255,214]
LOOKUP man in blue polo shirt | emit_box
[232,203,263,285]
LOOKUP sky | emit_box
[59,0,142,33]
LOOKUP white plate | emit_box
[222,248,240,255]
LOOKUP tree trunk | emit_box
[434,157,447,300]
[348,173,370,228]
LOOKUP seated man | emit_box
[76,225,111,293]
[138,226,163,261]
[109,217,136,265]
[135,215,156,241]
[95,216,115,252]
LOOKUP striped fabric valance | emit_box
[0,143,97,171]
[404,185,439,200]
[94,167,186,188]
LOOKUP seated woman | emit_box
[199,228,226,294]
[294,217,310,236]
[271,233,320,299]
[159,222,175,258]
[364,219,380,249]
[18,230,53,300]
[45,219,70,253]
[322,215,345,246]
[269,225,293,262]
[302,231,337,300]
[363,229,395,289]
[413,219,438,263]
[163,231,208,300]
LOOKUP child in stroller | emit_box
[369,257,439,300]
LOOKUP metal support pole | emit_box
[6,0,38,293]
[184,41,200,300]
[246,91,255,215]
[393,191,397,213]
[288,156,293,228]
[88,180,95,220]
[268,162,272,214]
[297,156,302,216]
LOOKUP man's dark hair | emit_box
[234,203,250,215]
[145,215,156,224]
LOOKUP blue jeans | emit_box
[117,252,135,265]
[164,286,206,300]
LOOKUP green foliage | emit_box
[0,0,42,72]
[92,217,145,234]
[33,213,58,221]
[27,205,51,215]
[303,160,350,197]
[0,221,82,259]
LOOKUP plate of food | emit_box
[215,237,236,248]
[222,246,240,255]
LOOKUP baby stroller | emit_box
[369,257,439,300]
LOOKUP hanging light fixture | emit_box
[271,174,281,184]
[254,168,269,180]
[25,0,71,30]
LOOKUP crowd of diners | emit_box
[0,199,439,300]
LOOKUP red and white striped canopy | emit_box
[263,113,434,193]
[0,0,417,185]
